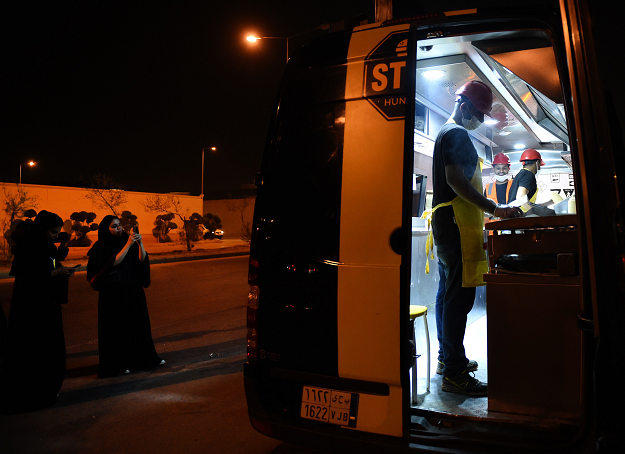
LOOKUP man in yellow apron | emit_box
[431,80,521,396]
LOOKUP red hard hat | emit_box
[520,148,545,166]
[492,153,510,166]
[455,80,493,115]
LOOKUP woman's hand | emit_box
[57,231,70,245]
[126,233,140,246]
[115,233,139,265]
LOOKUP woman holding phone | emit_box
[0,210,75,413]
[86,215,163,378]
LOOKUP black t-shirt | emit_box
[496,183,508,204]
[431,123,479,245]
[484,181,508,204]
[508,168,537,203]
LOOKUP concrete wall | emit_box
[0,183,203,246]
[203,197,255,240]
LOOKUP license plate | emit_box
[300,386,358,427]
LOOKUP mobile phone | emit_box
[133,225,139,234]
[71,264,82,269]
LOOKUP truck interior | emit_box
[408,26,584,444]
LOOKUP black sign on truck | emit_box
[363,31,409,121]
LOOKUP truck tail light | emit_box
[247,279,260,363]
[248,257,259,286]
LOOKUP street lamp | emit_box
[246,24,331,64]
[246,35,289,64]
[201,147,217,197]
[19,161,36,184]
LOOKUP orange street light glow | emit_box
[247,35,260,42]
[29,161,36,166]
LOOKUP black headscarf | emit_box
[11,210,63,255]
[92,215,129,255]
[32,210,63,238]
[87,214,147,290]
[9,210,65,276]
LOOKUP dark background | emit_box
[1,0,373,195]
[2,0,624,196]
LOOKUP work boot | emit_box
[436,359,478,375]
[441,370,487,396]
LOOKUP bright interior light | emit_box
[514,143,526,149]
[247,36,260,42]
[484,119,498,125]
[422,69,446,79]
[497,131,511,136]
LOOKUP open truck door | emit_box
[559,0,625,450]
[245,21,414,445]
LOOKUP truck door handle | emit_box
[390,228,406,255]
[577,313,594,334]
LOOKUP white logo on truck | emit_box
[363,32,409,120]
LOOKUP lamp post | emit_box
[19,161,36,184]
[201,147,217,196]
[246,35,289,64]
[246,24,331,64]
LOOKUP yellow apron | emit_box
[425,166,488,287]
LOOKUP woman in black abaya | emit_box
[0,210,75,413]
[87,215,163,378]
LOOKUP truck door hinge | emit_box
[577,313,594,334]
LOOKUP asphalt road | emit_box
[0,257,326,454]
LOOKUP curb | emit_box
[56,353,247,407]
[150,251,249,265]
[0,250,250,280]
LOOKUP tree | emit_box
[152,213,178,243]
[66,211,98,247]
[141,194,196,252]
[200,213,223,240]
[3,185,39,226]
[1,185,39,259]
[85,174,127,217]
[23,209,37,219]
[187,213,207,241]
[227,196,255,243]
[179,212,223,241]
[119,210,138,233]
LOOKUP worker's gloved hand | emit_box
[493,205,523,219]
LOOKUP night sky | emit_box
[3,1,625,196]
[2,1,373,195]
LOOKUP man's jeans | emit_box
[435,260,445,363]
[435,242,476,377]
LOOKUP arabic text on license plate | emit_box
[300,386,356,426]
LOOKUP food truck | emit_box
[244,1,624,452]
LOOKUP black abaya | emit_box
[87,237,161,378]
[0,240,68,413]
